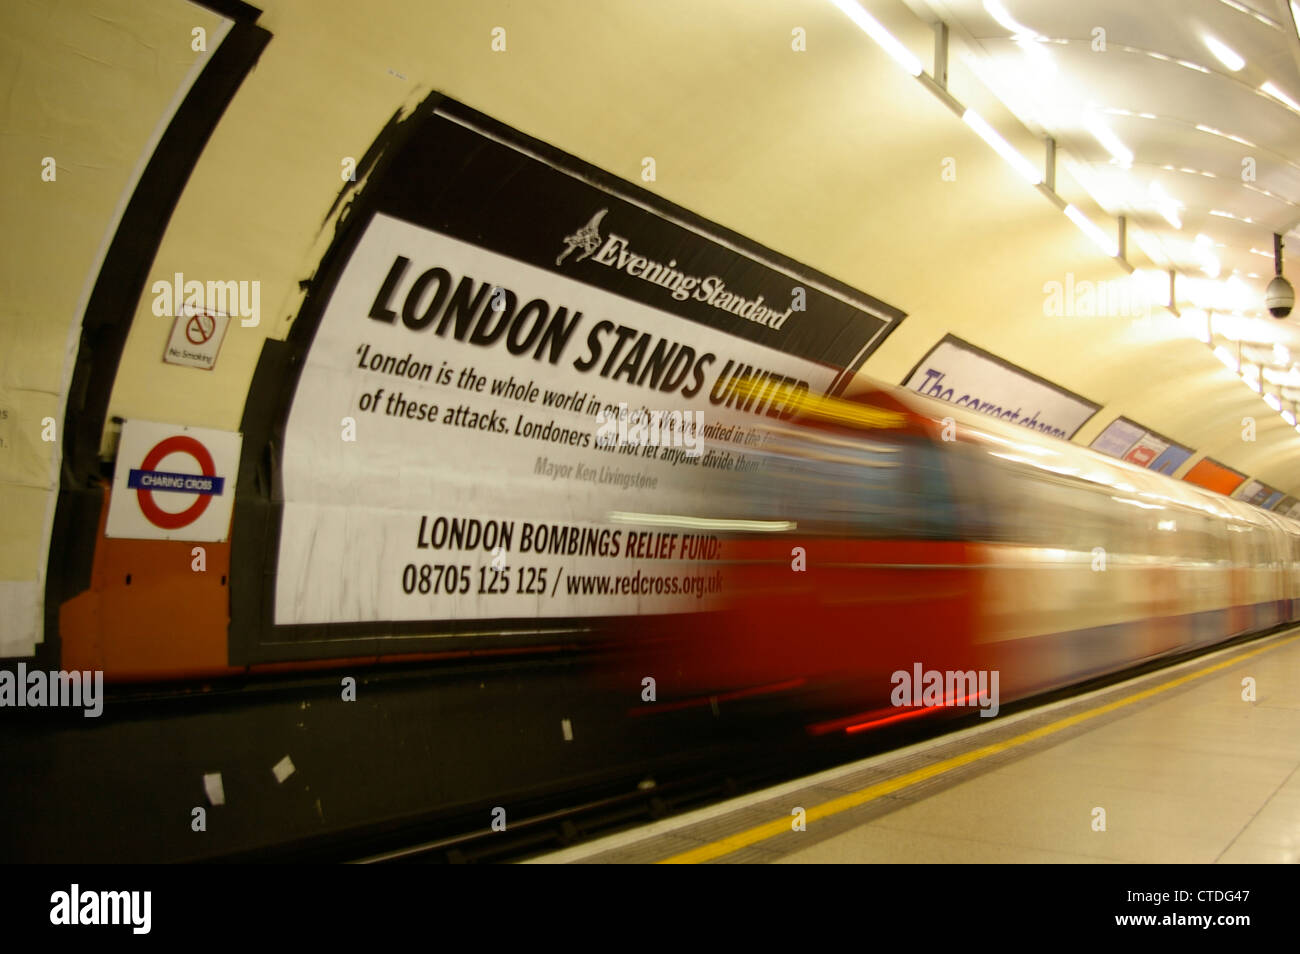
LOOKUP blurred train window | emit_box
[947,445,1111,550]
[1248,527,1264,567]
[907,439,961,538]
[1209,519,1234,567]
[757,431,961,539]
[947,446,1014,543]
[1184,512,1217,563]
[1271,530,1287,569]
[1253,528,1271,567]
[1227,524,1249,567]
[1014,474,1101,549]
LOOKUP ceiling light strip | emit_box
[1064,204,1120,257]
[961,108,1044,184]
[1261,81,1300,114]
[1216,0,1284,30]
[828,3,1136,268]
[1096,107,1300,176]
[826,0,924,76]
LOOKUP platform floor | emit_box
[530,628,1300,863]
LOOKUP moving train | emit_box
[50,363,1300,736]
[622,380,1300,733]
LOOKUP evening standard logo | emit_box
[50,884,150,934]
[556,209,795,331]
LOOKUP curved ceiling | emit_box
[913,0,1300,397]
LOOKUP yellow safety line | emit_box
[657,631,1300,863]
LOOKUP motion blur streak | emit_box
[597,380,1300,735]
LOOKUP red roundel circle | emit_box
[185,312,216,345]
[135,435,217,530]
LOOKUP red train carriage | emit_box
[624,382,1300,733]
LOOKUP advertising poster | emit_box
[1235,479,1264,502]
[1147,443,1193,476]
[1090,416,1192,476]
[234,97,906,655]
[901,335,1098,440]
[1122,433,1169,468]
[1089,418,1143,458]
[1183,458,1246,496]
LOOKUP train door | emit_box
[1260,515,1288,628]
[1292,533,1300,622]
[1146,501,1183,656]
[1226,522,1250,637]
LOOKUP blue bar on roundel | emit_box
[126,469,224,495]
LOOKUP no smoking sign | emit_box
[106,421,243,541]
[163,305,229,370]
[186,312,217,345]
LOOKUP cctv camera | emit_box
[1266,275,1294,318]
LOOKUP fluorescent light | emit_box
[1185,309,1213,343]
[1224,275,1257,313]
[1283,409,1297,426]
[1084,113,1134,167]
[1210,305,1276,339]
[1247,375,1263,393]
[1192,233,1220,276]
[1015,35,1055,74]
[1195,123,1255,147]
[984,0,1038,38]
[1134,268,1171,307]
[1214,345,1240,372]
[961,108,1044,184]
[826,0,924,77]
[1063,204,1119,257]
[1148,181,1182,229]
[1203,36,1245,71]
[1273,343,1291,365]
[1261,81,1300,113]
[1217,0,1282,27]
[1265,393,1283,411]
[1131,228,1168,265]
[1293,2,1300,41]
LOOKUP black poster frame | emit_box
[230,94,907,664]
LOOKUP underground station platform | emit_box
[530,628,1300,864]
